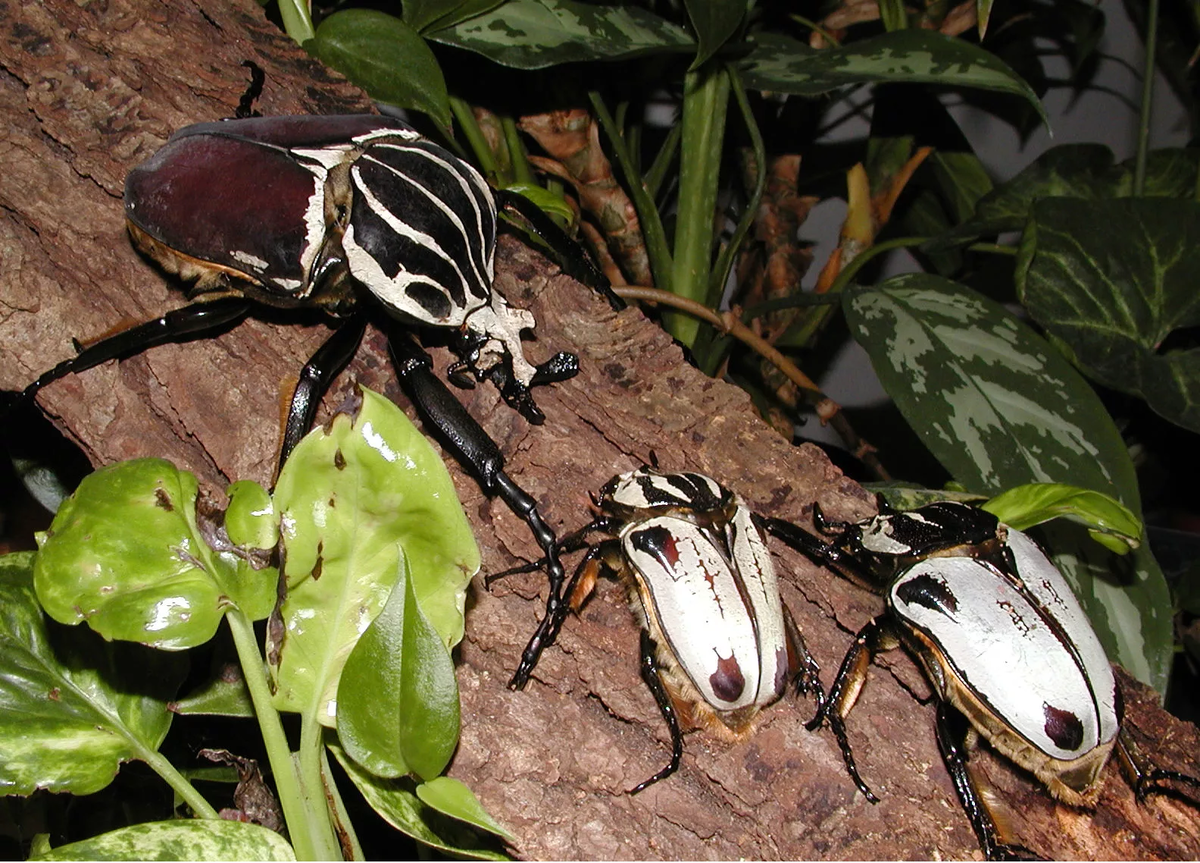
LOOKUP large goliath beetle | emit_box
[506,466,826,792]
[761,498,1200,859]
[13,109,618,689]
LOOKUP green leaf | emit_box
[330,744,508,860]
[0,553,186,795]
[982,483,1142,550]
[34,459,249,649]
[682,0,745,68]
[171,666,255,718]
[269,388,478,725]
[312,10,452,130]
[739,31,1045,122]
[1017,197,1200,433]
[405,0,506,33]
[31,819,295,861]
[415,776,514,841]
[936,145,1200,247]
[338,549,461,781]
[844,275,1173,690]
[504,183,576,223]
[225,481,277,551]
[845,275,1139,507]
[430,0,694,69]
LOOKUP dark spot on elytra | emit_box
[154,488,174,511]
[334,449,346,470]
[710,654,746,704]
[895,572,958,616]
[1044,703,1085,751]
[630,525,680,568]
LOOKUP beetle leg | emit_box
[1115,728,1200,802]
[782,604,826,713]
[807,616,902,804]
[936,702,1042,861]
[485,517,620,585]
[17,297,252,404]
[234,60,265,119]
[383,324,568,689]
[758,514,878,589]
[629,630,685,794]
[278,316,368,474]
[496,189,624,312]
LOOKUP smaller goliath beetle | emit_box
[761,498,1200,860]
[14,108,619,689]
[509,467,825,792]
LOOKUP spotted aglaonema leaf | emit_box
[0,553,186,796]
[28,818,294,861]
[843,274,1173,693]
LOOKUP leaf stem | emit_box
[134,742,220,820]
[227,609,340,861]
[449,97,497,179]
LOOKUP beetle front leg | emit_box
[757,514,876,588]
[383,324,568,689]
[629,630,685,795]
[936,702,1041,861]
[782,605,826,713]
[807,616,901,804]
[278,316,367,474]
[18,297,252,403]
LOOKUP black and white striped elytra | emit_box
[557,467,823,793]
[762,499,1200,860]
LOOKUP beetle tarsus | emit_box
[235,61,265,119]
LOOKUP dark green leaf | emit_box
[0,553,186,795]
[739,31,1045,122]
[406,0,505,33]
[31,819,294,861]
[430,0,693,69]
[682,0,744,68]
[312,10,452,130]
[1017,197,1200,433]
[338,550,460,781]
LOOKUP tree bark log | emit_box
[2,0,1199,858]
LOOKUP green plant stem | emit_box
[278,0,315,44]
[502,116,534,187]
[1134,0,1159,195]
[449,96,497,179]
[134,741,220,820]
[227,609,340,861]
[589,91,674,290]
[667,65,731,347]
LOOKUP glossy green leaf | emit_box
[330,744,508,860]
[936,145,1200,247]
[269,388,478,725]
[844,275,1172,690]
[225,481,277,551]
[338,549,460,781]
[430,0,693,69]
[0,553,185,795]
[31,819,295,861]
[683,0,745,68]
[171,666,255,718]
[415,776,514,841]
[504,183,576,223]
[406,0,505,33]
[982,483,1142,550]
[34,459,246,649]
[1017,197,1200,433]
[312,10,452,130]
[740,31,1045,121]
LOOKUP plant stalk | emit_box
[1133,0,1159,195]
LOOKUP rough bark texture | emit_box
[2,0,1199,858]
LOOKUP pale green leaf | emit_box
[32,819,295,861]
[416,776,515,841]
[982,483,1142,550]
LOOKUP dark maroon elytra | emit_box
[1043,702,1085,752]
[710,653,746,703]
